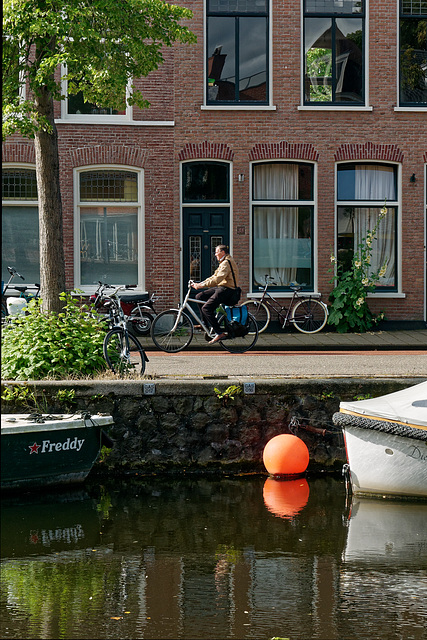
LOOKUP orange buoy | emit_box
[263,477,310,519]
[263,434,309,477]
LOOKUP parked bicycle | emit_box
[91,282,149,376]
[150,281,259,353]
[1,266,41,321]
[90,282,159,335]
[241,275,328,334]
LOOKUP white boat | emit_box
[343,496,427,566]
[332,381,427,498]
[1,412,114,491]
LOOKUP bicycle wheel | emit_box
[151,309,193,353]
[240,300,270,333]
[218,313,259,353]
[103,328,147,376]
[291,298,328,334]
[128,312,153,335]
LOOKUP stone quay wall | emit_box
[2,378,419,477]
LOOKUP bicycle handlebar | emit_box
[7,266,25,280]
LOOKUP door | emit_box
[183,207,230,290]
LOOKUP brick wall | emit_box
[2,1,426,319]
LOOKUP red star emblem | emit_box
[29,442,41,454]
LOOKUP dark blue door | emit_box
[183,208,230,290]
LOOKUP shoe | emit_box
[208,332,227,344]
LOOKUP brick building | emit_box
[2,0,427,323]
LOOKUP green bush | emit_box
[328,205,388,333]
[1,292,107,380]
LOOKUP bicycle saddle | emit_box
[120,293,151,303]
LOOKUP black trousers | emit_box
[195,286,236,334]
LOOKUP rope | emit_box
[332,412,427,442]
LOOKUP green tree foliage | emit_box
[2,0,196,312]
[1,293,108,379]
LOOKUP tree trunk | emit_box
[33,85,66,314]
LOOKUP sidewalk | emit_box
[138,327,427,380]
[139,326,427,352]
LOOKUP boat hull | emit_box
[342,423,427,498]
[1,414,114,490]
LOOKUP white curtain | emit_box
[253,164,299,286]
[354,207,395,286]
[354,166,396,286]
[355,165,396,201]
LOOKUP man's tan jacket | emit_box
[201,254,239,289]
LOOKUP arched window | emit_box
[2,167,40,284]
[75,168,143,288]
[251,162,315,291]
[336,163,398,289]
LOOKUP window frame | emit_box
[1,163,40,288]
[60,66,133,123]
[73,165,145,293]
[249,160,318,295]
[204,0,273,110]
[300,0,370,111]
[335,161,402,295]
[397,0,427,109]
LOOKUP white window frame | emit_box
[202,0,276,111]
[247,160,320,297]
[1,163,39,288]
[59,66,133,123]
[73,165,145,293]
[299,0,372,112]
[395,0,427,112]
[334,161,404,298]
[424,164,427,321]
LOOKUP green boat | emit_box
[1,413,114,491]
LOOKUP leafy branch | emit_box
[328,203,388,333]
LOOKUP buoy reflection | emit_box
[263,477,310,519]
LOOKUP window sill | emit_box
[394,106,426,112]
[366,292,405,298]
[72,287,148,296]
[55,118,175,126]
[201,105,277,111]
[298,105,373,112]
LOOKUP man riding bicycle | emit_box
[191,245,240,344]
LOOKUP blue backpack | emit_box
[224,305,249,338]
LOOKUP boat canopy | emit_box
[339,381,427,428]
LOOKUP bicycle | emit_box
[150,281,259,354]
[1,266,41,321]
[90,281,160,335]
[93,283,149,376]
[241,275,328,334]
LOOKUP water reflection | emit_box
[1,477,426,640]
[263,477,310,519]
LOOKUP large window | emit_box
[206,0,269,105]
[2,168,40,285]
[399,1,427,107]
[76,169,142,287]
[304,0,365,105]
[252,162,314,291]
[337,163,398,290]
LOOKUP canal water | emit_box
[1,475,426,640]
